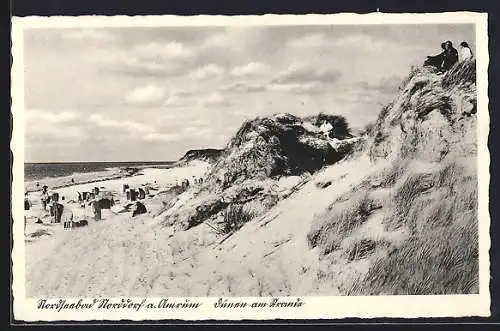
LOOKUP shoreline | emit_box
[24,163,177,193]
[23,160,211,205]
[25,172,145,194]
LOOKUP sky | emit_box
[23,24,475,162]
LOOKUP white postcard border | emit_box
[11,12,491,321]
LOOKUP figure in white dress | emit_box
[459,41,473,61]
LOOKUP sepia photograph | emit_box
[11,13,490,321]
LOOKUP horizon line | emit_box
[24,160,177,164]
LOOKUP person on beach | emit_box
[40,185,49,211]
[131,201,147,217]
[24,192,31,211]
[92,199,101,221]
[49,192,60,217]
[61,197,74,229]
[51,194,64,223]
[460,41,473,61]
[138,187,146,200]
[90,187,102,221]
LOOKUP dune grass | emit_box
[351,160,478,295]
[307,193,374,255]
[309,154,478,295]
[349,220,478,295]
[217,203,256,235]
[442,60,476,89]
[390,172,435,222]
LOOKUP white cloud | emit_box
[87,49,180,77]
[62,29,115,42]
[172,90,193,97]
[200,27,258,52]
[135,41,194,61]
[142,132,180,142]
[163,90,195,107]
[87,114,186,143]
[269,82,326,94]
[271,63,341,84]
[87,41,194,77]
[289,32,416,53]
[95,50,179,77]
[163,95,189,108]
[27,124,84,139]
[200,33,228,49]
[221,82,267,93]
[214,134,229,141]
[182,127,213,137]
[288,33,326,49]
[331,35,398,51]
[188,64,224,80]
[88,114,155,133]
[25,109,79,123]
[192,118,210,126]
[125,85,165,106]
[358,75,403,94]
[230,62,269,77]
[202,92,232,108]
[24,109,85,142]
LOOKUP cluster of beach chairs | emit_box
[26,177,194,233]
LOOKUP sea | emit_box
[24,161,175,182]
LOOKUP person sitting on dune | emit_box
[442,41,459,72]
[424,42,446,71]
[459,41,473,61]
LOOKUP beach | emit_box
[23,160,211,263]
[24,162,175,193]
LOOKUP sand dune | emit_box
[23,61,479,297]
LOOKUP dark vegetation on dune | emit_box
[163,112,362,232]
[206,113,360,188]
[179,148,224,164]
[303,112,354,139]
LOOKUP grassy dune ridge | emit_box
[308,60,478,295]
